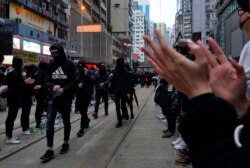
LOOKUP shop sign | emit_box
[9,3,54,34]
[13,49,39,64]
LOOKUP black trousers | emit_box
[5,93,22,138]
[162,105,178,133]
[115,93,128,123]
[21,95,32,132]
[79,91,93,129]
[46,99,72,147]
[35,92,47,128]
[94,90,108,113]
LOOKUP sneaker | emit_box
[175,155,191,166]
[5,137,21,144]
[172,137,183,146]
[60,143,69,154]
[23,130,31,135]
[40,150,54,162]
[116,122,123,128]
[178,149,189,158]
[162,132,174,138]
[92,112,98,119]
[162,129,169,134]
[77,129,84,137]
[174,140,187,150]
[157,114,166,120]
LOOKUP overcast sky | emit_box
[149,0,177,27]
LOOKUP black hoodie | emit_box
[45,43,76,100]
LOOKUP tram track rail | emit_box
[0,86,148,161]
[103,89,153,168]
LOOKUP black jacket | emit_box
[109,68,133,95]
[179,93,250,168]
[45,58,76,101]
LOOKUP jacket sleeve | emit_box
[45,63,54,93]
[179,93,238,167]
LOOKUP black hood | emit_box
[12,56,23,72]
[115,58,125,71]
[49,43,66,63]
[237,0,250,12]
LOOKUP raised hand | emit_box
[141,30,212,99]
[199,37,249,118]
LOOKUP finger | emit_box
[197,40,218,68]
[143,35,165,61]
[208,37,227,64]
[147,58,166,79]
[141,47,166,71]
[230,59,246,79]
[187,40,206,63]
[155,30,183,62]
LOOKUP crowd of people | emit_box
[0,42,146,162]
[141,0,250,167]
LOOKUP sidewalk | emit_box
[107,90,192,168]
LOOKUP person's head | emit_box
[78,60,86,69]
[49,43,66,63]
[116,58,124,70]
[38,62,48,72]
[237,0,250,31]
[99,63,106,75]
[0,53,4,64]
[12,56,23,72]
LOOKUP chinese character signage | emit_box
[9,3,54,34]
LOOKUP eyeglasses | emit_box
[238,8,245,16]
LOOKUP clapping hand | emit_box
[141,30,212,99]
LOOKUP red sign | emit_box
[133,53,139,62]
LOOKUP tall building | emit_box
[135,0,150,35]
[215,0,240,55]
[110,0,133,64]
[165,27,174,46]
[132,8,146,63]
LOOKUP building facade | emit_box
[132,9,145,63]
[0,0,76,64]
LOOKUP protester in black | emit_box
[34,62,48,129]
[76,60,96,137]
[40,43,76,162]
[110,58,133,128]
[21,64,39,135]
[5,56,35,144]
[92,63,110,119]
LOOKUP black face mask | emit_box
[240,17,250,29]
[51,52,60,59]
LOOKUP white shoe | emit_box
[172,137,183,146]
[23,130,31,135]
[157,114,165,120]
[161,119,167,123]
[5,137,21,144]
[174,140,187,150]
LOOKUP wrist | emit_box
[231,98,249,119]
[187,85,212,99]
